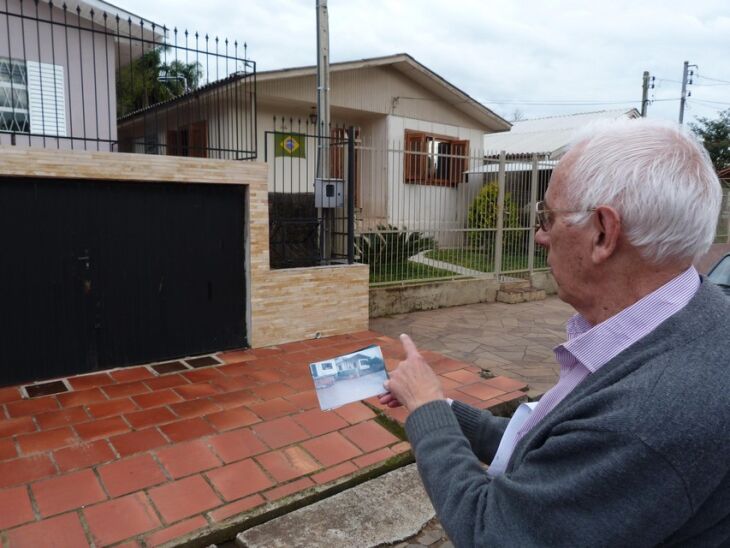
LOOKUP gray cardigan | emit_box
[405,280,730,547]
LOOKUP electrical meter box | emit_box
[314,178,344,208]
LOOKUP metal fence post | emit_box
[347,126,355,263]
[494,151,506,277]
[528,154,538,273]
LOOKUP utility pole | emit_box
[316,0,331,262]
[316,0,330,176]
[678,61,697,124]
[641,71,650,117]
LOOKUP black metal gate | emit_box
[0,178,247,386]
[265,122,356,269]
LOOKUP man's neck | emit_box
[578,262,691,325]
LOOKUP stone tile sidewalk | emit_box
[0,330,530,547]
[371,296,575,399]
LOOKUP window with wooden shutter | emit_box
[330,127,346,179]
[404,131,427,183]
[189,120,208,158]
[26,60,66,137]
[166,130,178,156]
[166,120,207,157]
[404,130,468,187]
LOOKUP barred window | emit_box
[0,58,30,133]
[0,58,66,136]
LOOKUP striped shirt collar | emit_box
[560,266,701,373]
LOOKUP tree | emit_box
[690,108,730,172]
[117,48,202,117]
[510,109,526,122]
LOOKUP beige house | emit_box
[119,54,510,237]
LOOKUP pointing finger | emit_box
[400,333,420,359]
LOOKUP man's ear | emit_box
[591,206,621,264]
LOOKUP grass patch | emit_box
[426,248,548,273]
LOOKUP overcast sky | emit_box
[119,0,730,125]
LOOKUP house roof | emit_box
[482,108,641,158]
[118,54,509,132]
[256,54,510,132]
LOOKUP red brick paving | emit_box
[56,387,107,408]
[17,426,77,455]
[205,405,261,431]
[0,416,36,437]
[148,475,221,523]
[156,439,221,479]
[124,406,177,429]
[53,440,116,472]
[110,428,168,457]
[341,420,399,453]
[132,389,184,409]
[264,477,315,501]
[0,437,17,460]
[159,417,216,442]
[293,408,349,436]
[0,386,23,403]
[208,428,268,463]
[145,515,208,547]
[206,458,273,501]
[0,485,35,529]
[6,512,88,548]
[208,494,264,522]
[32,468,106,517]
[0,331,526,545]
[87,397,138,419]
[74,416,130,441]
[255,446,320,482]
[301,431,363,466]
[98,453,167,497]
[67,372,113,390]
[84,492,161,546]
[6,396,59,417]
[35,406,89,429]
[251,416,309,449]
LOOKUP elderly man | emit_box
[380,119,730,547]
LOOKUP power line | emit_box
[696,74,730,85]
[689,98,730,106]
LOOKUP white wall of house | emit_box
[379,115,486,246]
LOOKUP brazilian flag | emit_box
[274,132,306,158]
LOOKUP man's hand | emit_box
[379,334,445,412]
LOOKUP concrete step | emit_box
[236,464,434,548]
[496,287,546,304]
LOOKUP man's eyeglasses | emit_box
[535,200,596,232]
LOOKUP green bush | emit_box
[357,224,436,267]
[466,182,524,252]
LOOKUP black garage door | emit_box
[0,177,247,386]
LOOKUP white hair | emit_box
[561,118,722,265]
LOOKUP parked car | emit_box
[707,253,730,296]
[309,361,337,388]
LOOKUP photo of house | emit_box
[309,345,387,410]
